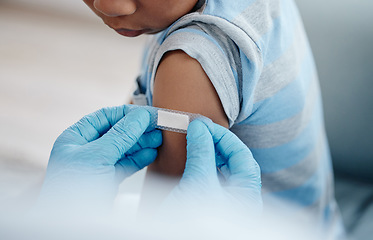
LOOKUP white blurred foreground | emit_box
[0,180,323,240]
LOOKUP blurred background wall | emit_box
[0,0,147,213]
[1,0,93,16]
[295,0,373,182]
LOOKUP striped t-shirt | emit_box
[133,0,344,237]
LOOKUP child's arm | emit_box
[148,50,229,176]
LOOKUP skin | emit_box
[82,0,229,209]
[151,51,229,176]
[83,0,200,37]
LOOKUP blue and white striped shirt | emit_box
[134,0,344,237]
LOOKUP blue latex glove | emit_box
[163,119,262,215]
[38,105,162,211]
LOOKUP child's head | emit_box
[83,0,199,37]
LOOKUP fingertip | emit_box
[187,119,210,138]
[123,104,135,115]
[130,107,151,119]
[193,119,226,143]
[125,107,151,129]
[197,116,214,129]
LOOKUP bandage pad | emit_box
[157,110,190,132]
[130,105,205,134]
[153,108,203,134]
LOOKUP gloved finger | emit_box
[126,129,162,155]
[208,123,261,187]
[115,148,158,181]
[124,105,157,133]
[90,108,151,162]
[182,120,218,186]
[65,105,127,144]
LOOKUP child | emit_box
[83,0,344,237]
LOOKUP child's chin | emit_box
[115,29,149,37]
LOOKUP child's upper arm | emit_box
[149,50,229,176]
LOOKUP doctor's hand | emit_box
[163,120,262,216]
[38,105,162,210]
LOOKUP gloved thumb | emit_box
[182,120,218,186]
[89,108,150,163]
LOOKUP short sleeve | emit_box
[149,25,241,127]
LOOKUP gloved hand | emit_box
[38,105,162,211]
[163,119,262,216]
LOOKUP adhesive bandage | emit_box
[157,109,190,132]
[130,105,206,134]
